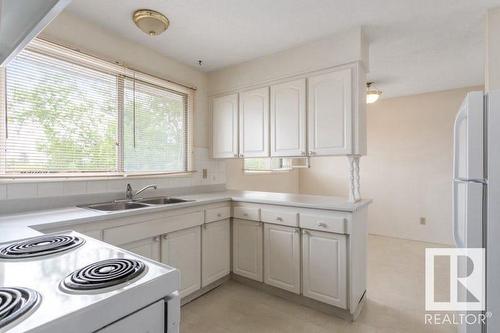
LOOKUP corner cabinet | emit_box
[201,219,230,287]
[232,218,263,282]
[161,226,202,298]
[211,93,239,158]
[270,79,307,157]
[239,87,270,158]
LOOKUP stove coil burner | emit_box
[62,258,146,291]
[0,287,41,329]
[0,235,85,259]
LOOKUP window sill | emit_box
[0,171,196,184]
[243,169,292,175]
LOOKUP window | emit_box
[0,39,193,178]
[243,157,310,173]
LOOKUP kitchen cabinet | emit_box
[308,68,352,156]
[302,229,347,308]
[239,87,270,157]
[161,226,201,298]
[120,237,161,261]
[202,219,230,287]
[232,218,263,282]
[211,93,239,158]
[263,223,300,294]
[270,79,306,157]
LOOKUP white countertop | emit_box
[0,190,371,243]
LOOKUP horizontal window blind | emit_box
[124,78,187,173]
[5,50,118,173]
[0,38,194,177]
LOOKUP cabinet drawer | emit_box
[299,212,348,234]
[233,206,260,221]
[205,206,231,223]
[261,209,298,227]
[103,211,203,246]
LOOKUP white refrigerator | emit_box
[453,90,500,332]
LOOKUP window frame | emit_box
[0,38,195,180]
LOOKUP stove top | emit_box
[0,234,85,259]
[62,258,146,292]
[0,287,40,330]
[0,231,179,333]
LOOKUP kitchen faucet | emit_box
[126,184,158,201]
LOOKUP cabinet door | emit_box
[120,237,161,261]
[302,230,347,308]
[161,226,201,298]
[202,219,230,287]
[263,224,300,294]
[307,68,352,156]
[232,218,263,282]
[270,79,306,157]
[239,87,269,157]
[212,93,239,158]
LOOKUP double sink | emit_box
[79,197,192,212]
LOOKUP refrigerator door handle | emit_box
[452,181,464,248]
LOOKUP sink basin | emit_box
[80,201,149,212]
[137,197,191,205]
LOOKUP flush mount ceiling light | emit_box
[133,9,169,36]
[366,82,382,104]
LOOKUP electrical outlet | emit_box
[420,217,426,225]
[202,169,208,179]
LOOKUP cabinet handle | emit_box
[239,154,244,158]
[162,235,168,240]
[153,236,160,242]
[309,151,316,155]
[317,222,327,228]
[276,216,283,221]
[301,151,306,156]
[302,230,310,235]
[294,228,299,233]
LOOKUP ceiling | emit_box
[66,0,500,98]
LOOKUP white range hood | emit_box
[0,0,71,67]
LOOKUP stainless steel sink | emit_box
[79,201,149,212]
[79,196,192,212]
[137,197,191,205]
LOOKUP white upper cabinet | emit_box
[270,79,306,157]
[211,93,239,158]
[308,68,353,156]
[239,87,270,158]
[0,0,71,66]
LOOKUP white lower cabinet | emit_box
[302,230,347,308]
[120,237,161,261]
[202,219,230,287]
[232,218,263,282]
[263,223,300,294]
[161,226,201,298]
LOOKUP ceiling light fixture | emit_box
[133,9,169,36]
[366,82,382,104]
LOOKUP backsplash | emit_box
[0,148,226,201]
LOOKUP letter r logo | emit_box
[425,248,485,311]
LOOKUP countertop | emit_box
[0,190,371,243]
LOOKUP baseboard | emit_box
[181,274,230,305]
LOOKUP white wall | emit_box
[207,27,367,95]
[299,86,482,245]
[486,7,500,91]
